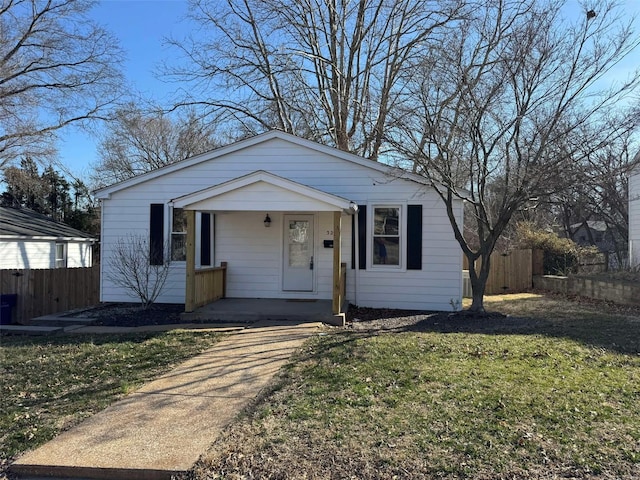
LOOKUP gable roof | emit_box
[570,220,609,232]
[171,170,358,212]
[0,206,96,241]
[95,130,430,199]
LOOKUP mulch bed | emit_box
[346,305,546,334]
[70,302,546,332]
[70,303,188,327]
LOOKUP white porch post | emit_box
[332,211,342,314]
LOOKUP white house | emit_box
[0,206,95,269]
[95,131,463,316]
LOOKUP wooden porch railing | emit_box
[188,262,227,311]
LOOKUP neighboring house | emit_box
[95,131,463,312]
[569,220,617,252]
[0,206,95,269]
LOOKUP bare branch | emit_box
[390,0,640,311]
[106,234,171,309]
[163,0,464,158]
[0,0,124,169]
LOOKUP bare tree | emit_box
[165,0,463,159]
[107,234,171,309]
[555,124,640,267]
[391,0,640,311]
[92,105,220,187]
[0,0,124,169]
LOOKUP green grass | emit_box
[0,330,223,465]
[191,294,640,479]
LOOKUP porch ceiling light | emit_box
[264,213,271,227]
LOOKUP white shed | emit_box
[0,206,95,269]
[95,131,463,317]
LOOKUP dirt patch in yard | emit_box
[347,304,547,334]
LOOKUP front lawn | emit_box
[0,330,223,468]
[188,293,640,479]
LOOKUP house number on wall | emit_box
[326,230,334,236]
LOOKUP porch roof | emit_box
[171,170,358,213]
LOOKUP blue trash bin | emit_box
[0,294,17,325]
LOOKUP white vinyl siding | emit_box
[99,136,463,310]
[66,242,93,268]
[0,240,92,269]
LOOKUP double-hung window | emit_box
[55,243,67,268]
[372,206,401,266]
[171,207,187,261]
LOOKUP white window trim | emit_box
[368,204,406,271]
[55,242,67,269]
[170,206,187,263]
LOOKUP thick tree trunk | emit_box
[467,251,491,312]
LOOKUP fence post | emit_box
[532,249,544,276]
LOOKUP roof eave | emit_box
[94,130,440,198]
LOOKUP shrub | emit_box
[515,222,599,275]
[107,234,171,308]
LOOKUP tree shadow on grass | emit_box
[347,297,640,355]
[0,331,175,348]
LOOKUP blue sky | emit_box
[60,0,192,180]
[58,0,640,181]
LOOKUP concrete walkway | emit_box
[11,320,323,480]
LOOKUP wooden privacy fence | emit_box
[464,249,540,295]
[0,266,100,323]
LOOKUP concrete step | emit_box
[0,324,64,336]
[26,315,95,328]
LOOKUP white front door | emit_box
[283,215,314,291]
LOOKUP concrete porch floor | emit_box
[181,298,347,326]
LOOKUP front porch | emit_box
[181,298,348,326]
[173,171,356,325]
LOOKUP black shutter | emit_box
[351,205,367,270]
[358,205,367,269]
[200,213,212,266]
[149,204,164,265]
[407,204,422,270]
